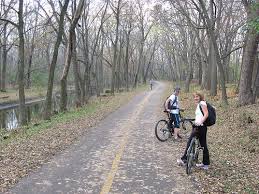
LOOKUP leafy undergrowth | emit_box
[166,82,259,194]
[198,99,259,194]
[174,84,259,194]
[0,85,147,192]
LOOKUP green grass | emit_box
[0,85,149,146]
[0,102,99,145]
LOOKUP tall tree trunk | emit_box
[60,32,73,111]
[210,41,217,96]
[116,35,123,91]
[134,41,144,88]
[198,0,228,104]
[44,0,70,119]
[185,33,195,93]
[252,55,259,101]
[111,0,121,95]
[95,55,100,97]
[144,42,156,82]
[26,6,39,89]
[197,52,203,85]
[209,0,217,96]
[18,0,27,125]
[238,0,259,105]
[60,0,84,111]
[99,38,104,93]
[72,31,83,106]
[239,33,259,104]
[1,23,7,92]
[82,27,90,102]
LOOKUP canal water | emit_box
[0,93,76,130]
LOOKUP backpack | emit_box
[164,96,177,110]
[199,102,216,126]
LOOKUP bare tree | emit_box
[0,0,16,91]
[26,3,40,88]
[110,0,122,95]
[44,0,70,119]
[193,0,228,104]
[238,0,259,105]
[133,0,153,87]
[60,0,85,111]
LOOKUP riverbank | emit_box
[0,84,148,192]
[0,87,45,105]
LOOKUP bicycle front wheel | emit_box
[155,120,171,142]
[181,120,193,138]
[186,138,196,175]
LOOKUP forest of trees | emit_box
[0,0,258,126]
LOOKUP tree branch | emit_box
[0,18,18,28]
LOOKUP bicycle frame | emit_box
[165,110,194,130]
[155,110,194,142]
[186,128,204,175]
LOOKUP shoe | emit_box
[196,163,204,167]
[196,163,209,170]
[201,165,209,170]
[177,159,186,166]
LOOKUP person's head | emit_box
[193,91,204,104]
[174,86,181,96]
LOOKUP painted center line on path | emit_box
[100,92,152,194]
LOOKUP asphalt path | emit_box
[7,82,200,194]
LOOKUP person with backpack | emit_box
[177,91,215,170]
[165,86,182,140]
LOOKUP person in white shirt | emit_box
[177,91,210,170]
[165,86,182,140]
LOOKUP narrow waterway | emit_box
[0,93,76,130]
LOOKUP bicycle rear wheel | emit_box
[186,138,196,175]
[155,120,171,142]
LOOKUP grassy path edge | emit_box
[0,85,148,192]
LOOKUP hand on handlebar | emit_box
[163,109,170,113]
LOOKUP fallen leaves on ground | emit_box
[180,92,259,193]
[0,90,141,193]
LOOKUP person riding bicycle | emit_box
[177,91,210,170]
[149,80,153,90]
[165,86,182,140]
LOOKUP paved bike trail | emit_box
[7,82,200,194]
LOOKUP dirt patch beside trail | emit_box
[198,101,259,193]
[176,86,259,193]
[163,83,259,193]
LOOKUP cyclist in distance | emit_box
[177,91,210,170]
[165,86,182,140]
[149,79,153,90]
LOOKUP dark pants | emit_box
[181,125,210,165]
[169,113,180,129]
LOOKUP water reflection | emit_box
[0,93,76,130]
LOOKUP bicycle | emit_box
[186,123,204,175]
[155,109,193,142]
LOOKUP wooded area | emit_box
[0,0,258,126]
